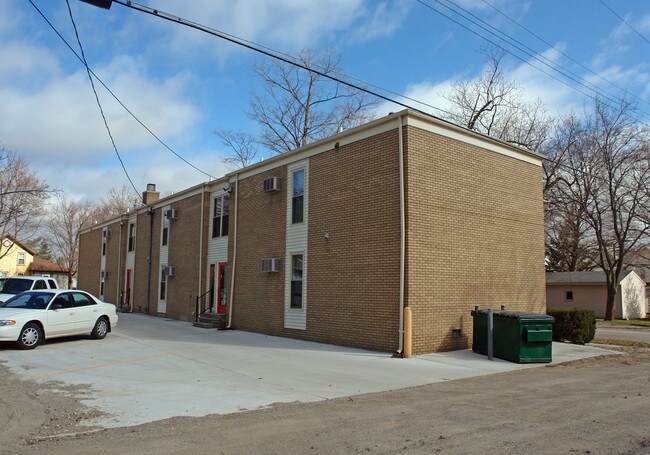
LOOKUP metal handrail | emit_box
[195,287,213,322]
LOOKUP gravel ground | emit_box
[2,346,649,455]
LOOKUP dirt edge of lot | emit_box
[3,346,650,455]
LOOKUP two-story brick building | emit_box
[79,109,546,355]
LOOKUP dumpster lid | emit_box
[472,309,554,321]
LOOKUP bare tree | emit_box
[542,114,595,272]
[560,98,650,320]
[248,47,377,154]
[213,129,259,170]
[47,195,95,289]
[0,148,52,260]
[441,48,551,151]
[95,184,140,222]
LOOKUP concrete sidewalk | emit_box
[0,313,617,429]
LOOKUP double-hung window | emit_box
[160,268,167,301]
[17,253,25,266]
[212,195,230,238]
[290,254,303,309]
[162,217,169,246]
[292,169,304,224]
[128,223,136,252]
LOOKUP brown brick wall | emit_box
[307,130,401,351]
[102,220,125,305]
[403,125,546,354]
[230,167,288,334]
[78,227,102,296]
[133,211,159,314]
[166,193,207,321]
[230,130,401,352]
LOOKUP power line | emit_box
[415,0,650,122]
[28,0,217,183]
[104,0,648,195]
[61,0,140,199]
[111,0,450,120]
[597,0,650,45]
[479,0,649,107]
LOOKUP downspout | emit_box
[129,215,135,313]
[398,115,406,355]
[117,218,123,309]
[146,206,154,314]
[226,173,239,329]
[198,184,206,307]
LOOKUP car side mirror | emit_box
[51,303,63,310]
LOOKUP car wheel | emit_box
[17,323,42,350]
[91,317,109,339]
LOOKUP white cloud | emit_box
[375,46,580,121]
[118,0,409,62]
[0,54,198,162]
[128,0,366,61]
[37,146,230,202]
[0,42,60,84]
[349,2,412,43]
[374,79,456,118]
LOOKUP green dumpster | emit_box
[472,310,554,363]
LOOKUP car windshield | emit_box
[1,292,54,309]
[2,279,33,295]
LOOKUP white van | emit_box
[0,276,58,303]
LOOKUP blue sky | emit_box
[1,0,649,201]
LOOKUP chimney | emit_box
[142,183,160,205]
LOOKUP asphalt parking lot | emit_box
[0,313,616,429]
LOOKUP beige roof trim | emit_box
[81,178,229,235]
[228,110,543,182]
[406,114,543,167]
[229,116,400,181]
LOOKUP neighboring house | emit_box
[0,235,36,277]
[625,245,650,310]
[546,271,647,319]
[28,257,72,289]
[79,109,546,355]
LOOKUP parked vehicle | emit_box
[0,290,118,349]
[0,276,58,303]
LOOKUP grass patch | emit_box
[592,338,650,348]
[596,319,650,328]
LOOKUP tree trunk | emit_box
[604,284,617,321]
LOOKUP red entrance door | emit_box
[125,269,132,308]
[217,262,227,314]
[209,264,216,312]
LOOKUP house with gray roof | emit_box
[546,270,647,319]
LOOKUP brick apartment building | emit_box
[78,109,546,355]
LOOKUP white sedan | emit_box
[0,290,118,349]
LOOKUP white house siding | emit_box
[284,159,309,330]
[100,227,108,299]
[125,217,136,306]
[206,190,229,283]
[158,206,170,314]
[621,272,647,319]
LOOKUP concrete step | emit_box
[199,312,225,321]
[194,312,226,330]
[193,321,220,329]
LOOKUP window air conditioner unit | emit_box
[164,265,176,277]
[263,177,280,192]
[101,270,109,279]
[165,209,178,220]
[261,258,280,272]
[103,229,111,238]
